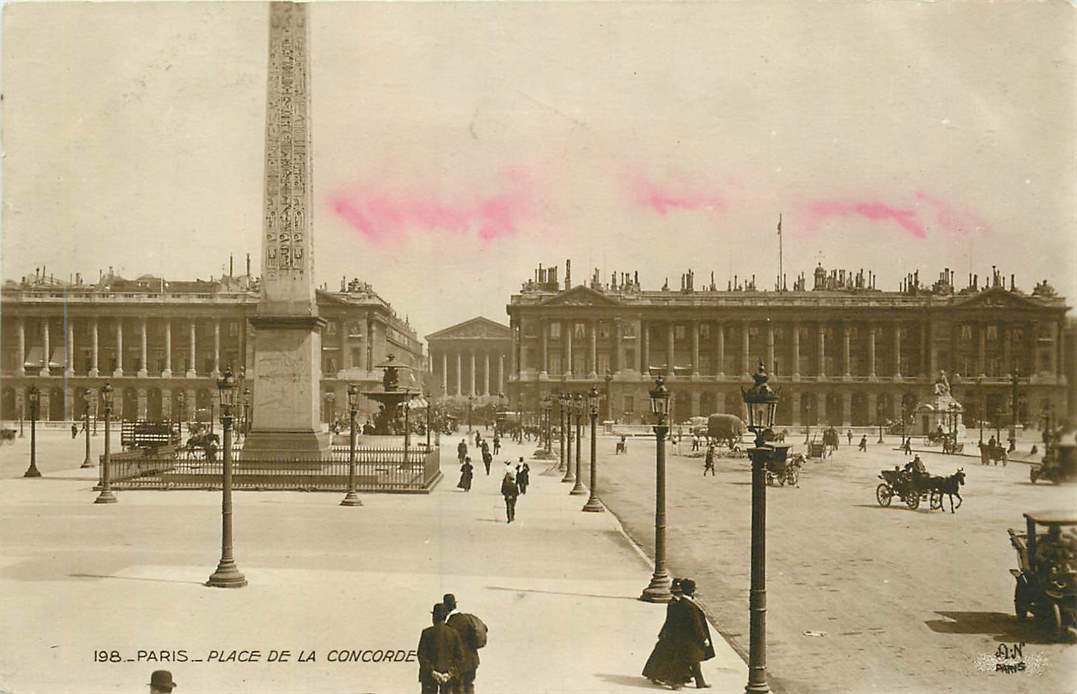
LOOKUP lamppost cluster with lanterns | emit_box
[560,392,575,483]
[81,389,96,469]
[23,386,41,478]
[94,383,117,504]
[581,386,603,513]
[206,368,246,588]
[341,383,363,508]
[569,393,585,496]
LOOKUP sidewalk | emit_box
[0,435,747,693]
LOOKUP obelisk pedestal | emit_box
[243,1,329,457]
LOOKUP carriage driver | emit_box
[903,455,929,489]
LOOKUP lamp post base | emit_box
[639,571,672,603]
[561,469,575,483]
[569,480,587,496]
[81,458,95,469]
[581,496,605,512]
[206,560,247,589]
[340,492,363,507]
[23,467,42,478]
[94,489,118,504]
[745,678,771,694]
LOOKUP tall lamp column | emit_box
[558,394,567,473]
[81,390,95,468]
[561,393,575,483]
[341,384,362,507]
[206,369,246,588]
[94,383,117,503]
[582,386,604,512]
[570,393,586,495]
[640,377,672,602]
[23,386,41,478]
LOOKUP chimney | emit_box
[1010,274,1015,291]
[565,259,572,289]
[246,253,251,278]
[229,255,234,278]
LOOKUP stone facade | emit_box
[506,264,1070,428]
[0,272,423,424]
[425,317,512,404]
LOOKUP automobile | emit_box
[1007,510,1077,640]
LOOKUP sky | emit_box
[3,0,1075,340]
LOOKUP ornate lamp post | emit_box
[206,369,247,588]
[177,390,186,435]
[640,376,672,602]
[326,391,336,430]
[561,392,575,483]
[467,394,474,433]
[741,362,786,694]
[542,394,553,453]
[341,383,362,507]
[570,393,586,495]
[81,389,95,468]
[976,376,984,444]
[604,368,613,422]
[557,393,568,473]
[23,386,42,478]
[94,383,117,503]
[1009,367,1019,452]
[582,386,604,512]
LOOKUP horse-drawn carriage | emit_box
[1030,440,1076,485]
[0,428,16,445]
[978,441,1008,466]
[940,433,964,455]
[1007,510,1077,641]
[766,452,803,487]
[876,467,942,510]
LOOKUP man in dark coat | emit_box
[666,578,714,689]
[703,444,716,476]
[457,439,468,463]
[500,472,518,523]
[457,457,474,492]
[515,460,530,495]
[642,578,689,687]
[443,594,486,694]
[418,603,464,693]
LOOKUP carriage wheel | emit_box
[876,484,893,507]
[905,492,921,510]
[1052,603,1065,641]
[930,491,943,511]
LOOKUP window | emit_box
[987,325,998,340]
[674,325,686,340]
[961,325,973,341]
[327,321,338,336]
[351,348,363,366]
[623,395,635,413]
[550,322,561,339]
[700,324,710,339]
[574,322,586,339]
[622,323,636,338]
[228,322,239,337]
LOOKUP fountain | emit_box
[364,354,417,435]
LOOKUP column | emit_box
[212,319,221,376]
[640,321,649,374]
[42,319,51,376]
[540,320,549,377]
[715,390,726,414]
[137,388,148,420]
[162,388,172,419]
[1049,321,1059,377]
[90,318,99,377]
[927,320,937,377]
[16,318,26,376]
[163,319,173,377]
[977,322,986,377]
[690,390,701,416]
[792,322,800,379]
[484,352,491,395]
[867,392,878,425]
[868,325,877,380]
[790,391,801,426]
[589,321,598,377]
[565,320,574,376]
[441,352,448,394]
[842,324,851,379]
[741,321,750,375]
[113,319,123,377]
[66,321,75,377]
[139,318,149,377]
[469,352,476,395]
[893,323,902,380]
[187,321,197,377]
[691,321,700,376]
[455,352,462,396]
[613,319,623,373]
[667,321,675,376]
[1058,321,1066,381]
[498,354,504,393]
[339,316,350,371]
[817,324,826,378]
[841,391,852,426]
[766,322,775,374]
[715,323,725,377]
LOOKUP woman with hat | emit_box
[642,578,690,687]
[666,578,714,689]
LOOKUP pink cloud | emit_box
[803,199,927,238]
[800,193,990,239]
[328,169,537,244]
[914,191,991,235]
[627,174,726,216]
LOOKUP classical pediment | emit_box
[952,288,1046,310]
[539,285,622,307]
[426,316,512,341]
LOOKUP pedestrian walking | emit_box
[71,423,79,439]
[858,435,868,452]
[457,457,474,492]
[903,437,912,455]
[703,444,716,476]
[642,578,688,688]
[493,435,501,455]
[474,431,481,448]
[418,603,464,694]
[672,579,714,689]
[149,670,177,694]
[691,434,700,452]
[443,594,488,694]
[457,439,468,464]
[847,429,853,446]
[516,461,530,495]
[481,448,492,476]
[500,471,519,523]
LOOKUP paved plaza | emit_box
[0,430,746,694]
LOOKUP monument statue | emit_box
[934,370,951,396]
[244,2,330,455]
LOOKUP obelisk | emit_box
[244,1,329,455]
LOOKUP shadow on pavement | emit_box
[487,585,638,602]
[70,572,205,586]
[924,610,1063,644]
[594,673,658,689]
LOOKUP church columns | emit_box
[589,321,598,378]
[90,318,99,377]
[139,318,149,377]
[470,352,476,395]
[817,324,826,378]
[741,321,750,375]
[484,352,491,395]
[41,319,51,376]
[691,321,700,375]
[498,353,504,394]
[565,320,574,376]
[766,323,775,374]
[893,323,902,380]
[187,321,197,378]
[456,352,462,396]
[442,352,448,395]
[791,323,800,379]
[113,319,123,377]
[641,321,650,374]
[842,324,851,379]
[715,323,725,377]
[16,318,26,377]
[66,321,75,377]
[540,320,549,377]
[163,319,173,377]
[868,325,877,380]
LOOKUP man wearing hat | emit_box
[418,603,464,693]
[642,578,688,687]
[667,579,714,689]
[149,670,177,693]
[443,594,487,694]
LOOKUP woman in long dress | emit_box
[457,456,474,492]
[642,578,690,687]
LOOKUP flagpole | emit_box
[777,213,783,292]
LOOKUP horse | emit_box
[927,468,966,513]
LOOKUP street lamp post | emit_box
[561,393,575,483]
[558,393,567,473]
[206,369,247,588]
[640,376,672,603]
[23,386,42,478]
[742,362,786,694]
[604,369,613,423]
[570,393,586,495]
[242,387,251,437]
[582,386,604,512]
[467,395,473,433]
[542,395,553,453]
[976,376,984,444]
[341,384,362,507]
[1009,368,1019,452]
[94,383,117,503]
[81,390,95,468]
[177,390,186,438]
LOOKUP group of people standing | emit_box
[417,593,488,693]
[642,578,715,690]
[455,438,531,524]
